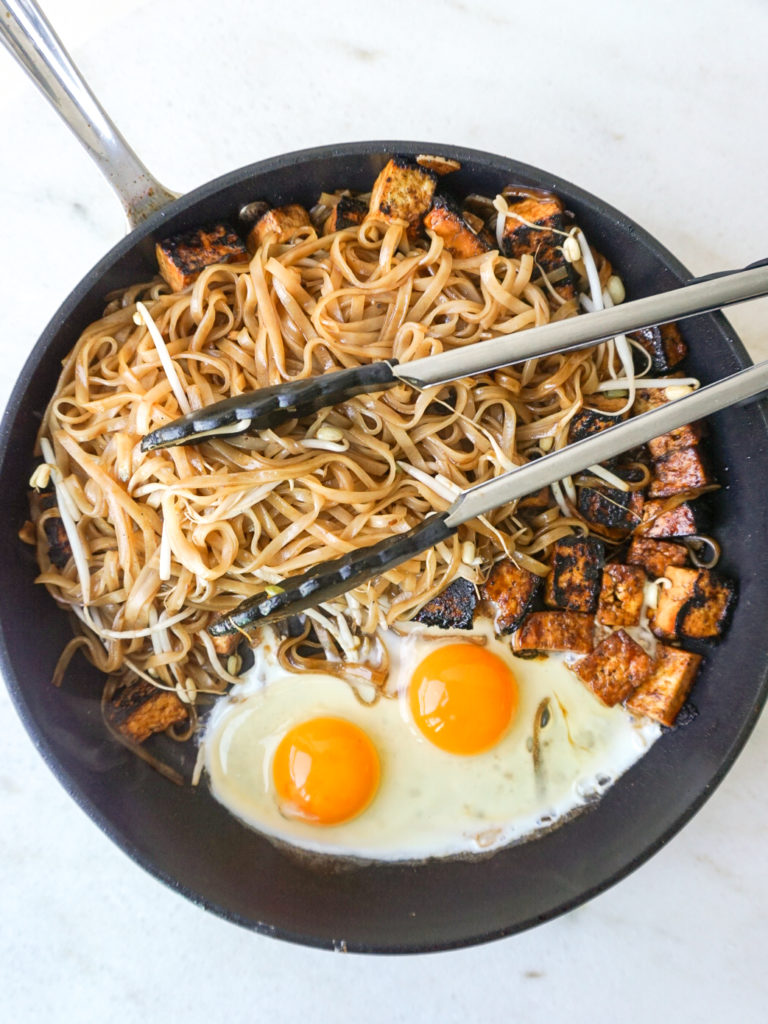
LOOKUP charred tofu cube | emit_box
[43,515,72,570]
[544,535,604,614]
[639,499,705,538]
[631,322,687,374]
[323,195,368,234]
[578,468,645,535]
[568,407,623,443]
[156,224,248,292]
[648,446,713,498]
[499,190,576,298]
[247,204,311,250]
[104,680,188,743]
[574,629,653,706]
[651,566,736,642]
[424,195,490,258]
[512,611,595,654]
[368,156,437,238]
[646,422,703,459]
[597,564,647,627]
[627,536,689,578]
[626,644,703,726]
[499,190,563,267]
[414,577,477,630]
[480,558,542,634]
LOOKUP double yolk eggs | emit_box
[204,624,660,860]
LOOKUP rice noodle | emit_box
[30,199,642,705]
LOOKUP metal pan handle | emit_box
[0,0,178,228]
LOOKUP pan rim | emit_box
[2,139,767,954]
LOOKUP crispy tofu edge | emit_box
[247,204,311,250]
[414,577,478,630]
[626,644,703,726]
[105,681,188,744]
[574,628,653,706]
[423,195,491,258]
[368,157,437,237]
[650,566,737,641]
[626,536,689,578]
[512,611,595,654]
[480,559,542,634]
[544,536,604,614]
[156,223,248,292]
[596,564,646,627]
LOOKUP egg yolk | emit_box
[272,716,380,825]
[409,644,518,755]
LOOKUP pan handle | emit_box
[0,0,179,228]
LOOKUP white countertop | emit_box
[1,1,767,1020]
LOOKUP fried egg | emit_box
[202,620,660,860]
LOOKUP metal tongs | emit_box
[142,261,768,451]
[137,261,768,636]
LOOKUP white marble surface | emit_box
[1,0,767,1019]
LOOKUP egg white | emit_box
[202,620,661,861]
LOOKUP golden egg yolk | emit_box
[272,716,380,825]
[409,644,518,755]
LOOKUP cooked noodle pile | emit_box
[30,210,629,703]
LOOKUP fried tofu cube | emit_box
[544,535,604,614]
[631,322,687,374]
[368,156,437,238]
[578,469,645,535]
[104,680,188,743]
[626,644,703,726]
[512,611,595,654]
[323,195,368,234]
[415,154,461,175]
[246,204,311,250]
[424,195,490,258]
[499,189,575,298]
[646,422,703,459]
[639,499,705,538]
[597,564,647,627]
[568,407,624,443]
[574,629,653,706]
[480,558,542,634]
[632,376,686,415]
[499,190,563,266]
[414,577,477,630]
[648,446,713,498]
[156,224,248,292]
[651,566,736,642]
[43,515,72,570]
[627,536,689,578]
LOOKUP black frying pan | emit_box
[2,2,767,953]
